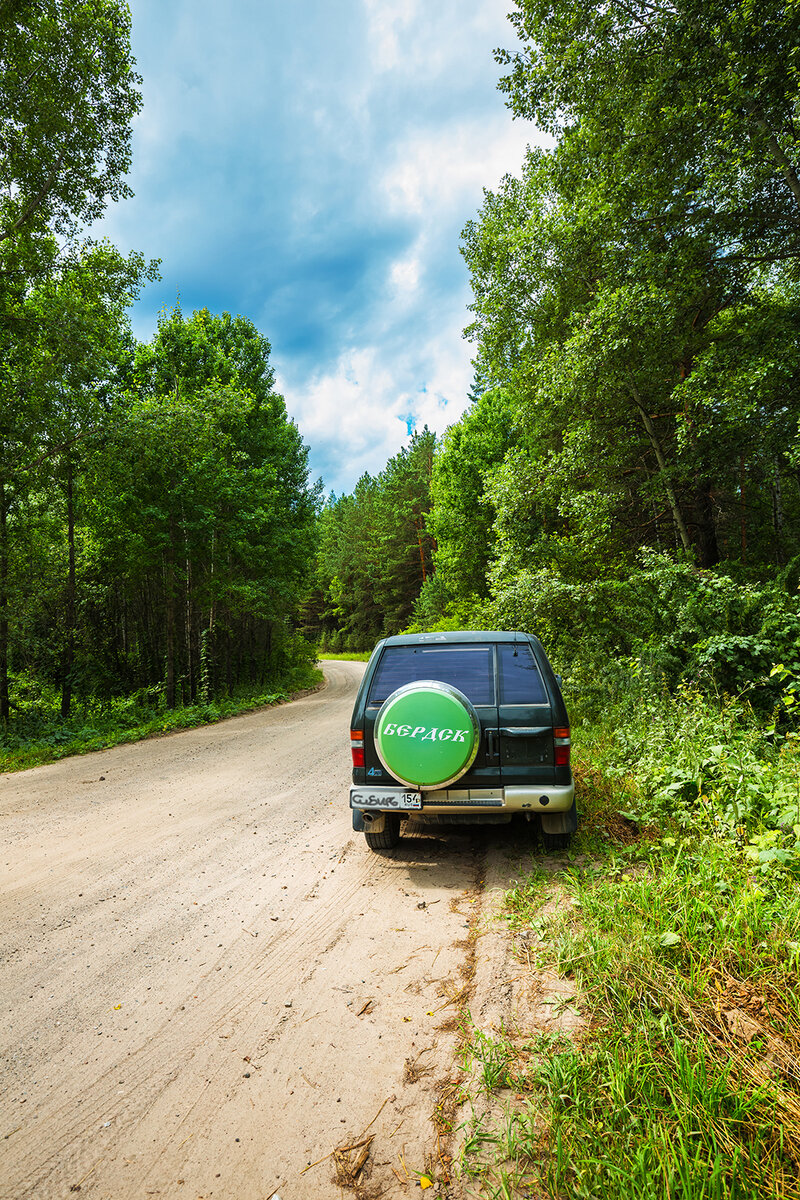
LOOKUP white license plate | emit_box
[351,788,422,810]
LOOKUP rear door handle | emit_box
[498,726,550,737]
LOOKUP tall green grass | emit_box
[316,650,372,661]
[0,663,323,772]
[501,834,800,1199]
[573,668,800,871]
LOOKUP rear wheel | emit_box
[365,813,401,851]
[541,829,572,852]
[540,800,577,852]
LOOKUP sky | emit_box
[96,1,538,494]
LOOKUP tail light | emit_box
[350,729,364,768]
[553,726,571,767]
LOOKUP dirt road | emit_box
[0,661,553,1199]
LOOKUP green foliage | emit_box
[312,0,800,694]
[567,655,800,879]
[460,693,800,1196]
[0,241,159,719]
[428,386,518,603]
[316,650,372,662]
[0,0,142,248]
[499,0,800,259]
[2,300,319,735]
[461,147,800,575]
[0,658,322,773]
[304,428,437,650]
[134,305,277,401]
[453,0,800,593]
[0,0,173,732]
[76,307,318,706]
[500,832,800,1200]
[482,550,800,704]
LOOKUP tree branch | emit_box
[23,428,94,473]
[629,382,693,554]
[752,117,800,212]
[0,150,66,243]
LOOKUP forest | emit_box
[313,0,800,675]
[0,1,320,765]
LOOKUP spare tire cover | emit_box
[374,680,481,789]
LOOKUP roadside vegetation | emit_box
[317,650,372,662]
[453,669,800,1198]
[0,658,322,773]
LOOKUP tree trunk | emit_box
[61,462,76,719]
[693,476,720,568]
[739,454,747,562]
[185,553,194,701]
[754,117,800,211]
[630,387,693,555]
[772,456,785,566]
[164,525,177,709]
[416,523,427,583]
[264,621,272,686]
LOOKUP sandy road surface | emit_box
[1,661,514,1200]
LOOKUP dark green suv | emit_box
[349,630,576,852]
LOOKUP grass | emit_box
[317,650,372,661]
[457,712,800,1199]
[516,831,800,1199]
[0,663,323,772]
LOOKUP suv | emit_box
[349,630,576,852]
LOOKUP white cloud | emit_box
[388,246,422,298]
[280,347,414,489]
[363,0,420,72]
[363,0,520,83]
[279,305,475,493]
[381,118,534,217]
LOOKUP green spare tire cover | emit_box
[374,680,480,789]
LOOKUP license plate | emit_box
[351,788,422,810]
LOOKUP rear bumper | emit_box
[349,780,574,815]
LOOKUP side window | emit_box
[368,645,495,706]
[498,643,547,705]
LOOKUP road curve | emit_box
[1,662,485,1199]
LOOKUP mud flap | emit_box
[541,801,578,836]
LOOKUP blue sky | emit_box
[96,1,538,494]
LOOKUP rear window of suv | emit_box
[498,643,547,704]
[367,645,495,706]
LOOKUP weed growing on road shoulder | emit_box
[0,663,323,772]
[455,1019,564,1197]
[485,833,800,1199]
[317,650,372,662]
[453,740,800,1198]
[571,671,800,870]
[452,655,800,1194]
